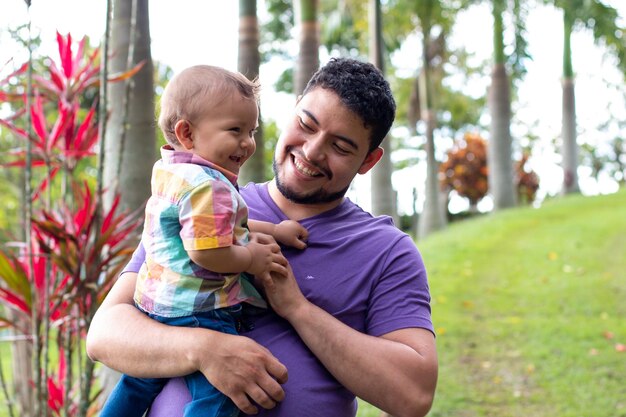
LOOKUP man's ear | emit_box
[174,120,194,150]
[358,147,384,175]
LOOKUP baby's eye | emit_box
[298,117,313,132]
[229,127,241,133]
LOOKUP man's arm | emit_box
[86,272,288,415]
[260,268,438,417]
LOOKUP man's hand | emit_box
[273,220,309,250]
[195,331,288,414]
[257,264,308,321]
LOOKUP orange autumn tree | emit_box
[440,132,540,212]
[440,133,489,210]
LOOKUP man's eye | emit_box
[334,144,350,155]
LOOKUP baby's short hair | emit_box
[158,65,260,146]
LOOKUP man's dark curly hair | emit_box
[302,57,396,152]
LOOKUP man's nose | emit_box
[303,135,326,163]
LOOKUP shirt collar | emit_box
[160,145,239,186]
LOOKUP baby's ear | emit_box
[174,120,194,150]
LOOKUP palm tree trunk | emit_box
[561,10,579,194]
[103,0,156,213]
[487,0,517,210]
[488,64,517,209]
[238,0,266,184]
[100,0,155,404]
[417,18,446,238]
[369,0,398,224]
[294,0,320,95]
[418,108,446,238]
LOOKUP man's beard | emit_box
[273,159,349,205]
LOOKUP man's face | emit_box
[273,88,382,205]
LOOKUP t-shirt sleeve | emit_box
[121,241,146,274]
[366,235,434,337]
[178,179,237,251]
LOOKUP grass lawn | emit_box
[358,188,626,417]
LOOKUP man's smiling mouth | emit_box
[293,155,325,178]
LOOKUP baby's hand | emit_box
[246,233,289,280]
[274,220,308,250]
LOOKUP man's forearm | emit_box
[86,272,290,415]
[285,302,438,417]
[86,273,209,378]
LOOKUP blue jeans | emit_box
[99,306,245,417]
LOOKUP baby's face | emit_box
[190,95,259,175]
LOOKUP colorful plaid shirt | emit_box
[134,146,266,317]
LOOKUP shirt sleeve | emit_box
[366,235,434,337]
[122,242,146,274]
[178,179,238,251]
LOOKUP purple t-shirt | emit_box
[127,183,433,417]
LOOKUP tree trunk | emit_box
[417,20,445,239]
[238,0,266,185]
[488,0,516,210]
[561,11,579,194]
[418,108,446,238]
[103,0,156,213]
[561,78,579,193]
[487,63,517,209]
[100,0,155,404]
[368,0,398,224]
[294,0,320,95]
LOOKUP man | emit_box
[87,57,438,417]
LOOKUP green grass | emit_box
[358,189,626,417]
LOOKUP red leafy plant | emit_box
[0,32,144,417]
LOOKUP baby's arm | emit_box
[188,238,288,279]
[248,219,308,250]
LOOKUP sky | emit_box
[2,0,625,214]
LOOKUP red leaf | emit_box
[73,105,97,150]
[0,118,28,139]
[47,61,66,92]
[32,166,60,202]
[29,94,48,145]
[0,61,28,86]
[48,100,72,152]
[57,31,73,79]
[0,288,30,314]
[47,376,64,413]
[73,36,86,74]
